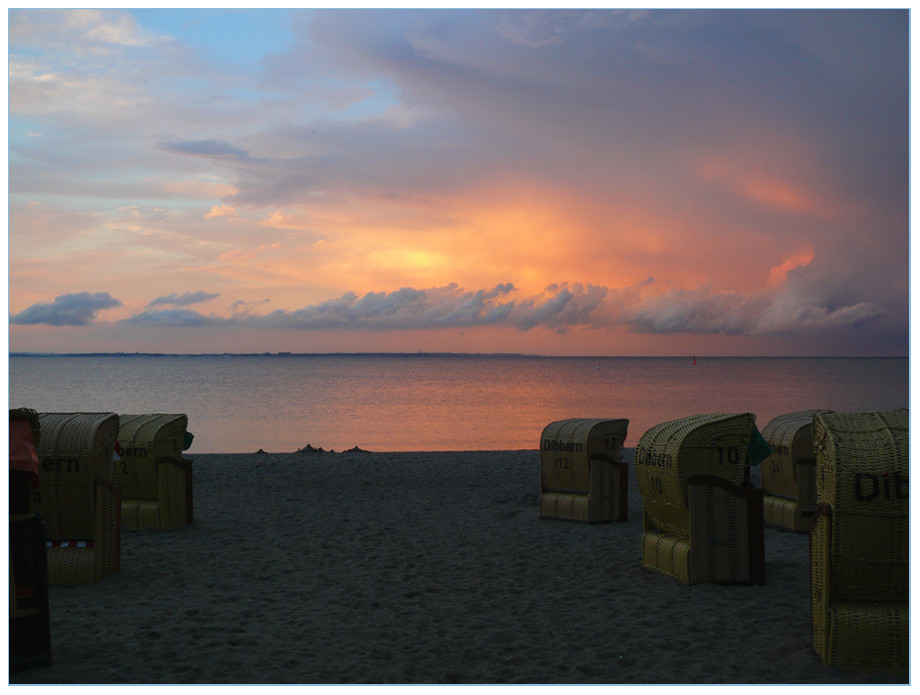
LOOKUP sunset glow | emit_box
[8,9,909,356]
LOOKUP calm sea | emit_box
[7,354,909,454]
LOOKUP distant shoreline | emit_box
[8,352,908,359]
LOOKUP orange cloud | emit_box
[164,179,237,199]
[741,178,819,215]
[202,179,751,310]
[205,204,236,219]
[767,247,815,286]
[697,154,857,221]
[217,242,282,266]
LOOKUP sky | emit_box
[7,8,911,356]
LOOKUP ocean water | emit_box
[7,354,909,453]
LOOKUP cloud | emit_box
[258,283,518,331]
[10,291,122,326]
[10,278,896,342]
[230,299,271,318]
[248,280,891,337]
[147,291,220,307]
[6,10,907,356]
[157,139,253,162]
[9,8,160,50]
[205,205,236,219]
[625,283,886,336]
[627,286,767,335]
[511,283,610,333]
[120,308,221,327]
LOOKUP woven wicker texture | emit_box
[635,412,757,536]
[810,409,909,674]
[636,413,765,585]
[32,412,118,539]
[761,410,832,533]
[539,418,629,523]
[641,531,691,584]
[31,412,121,585]
[817,599,909,673]
[813,409,908,600]
[641,477,765,585]
[690,479,748,582]
[116,414,191,530]
[763,495,798,531]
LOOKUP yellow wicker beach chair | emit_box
[761,410,833,533]
[9,409,52,672]
[635,413,766,585]
[539,418,630,523]
[30,412,121,586]
[810,409,908,675]
[116,414,193,530]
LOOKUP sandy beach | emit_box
[10,449,908,686]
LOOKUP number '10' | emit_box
[717,446,740,465]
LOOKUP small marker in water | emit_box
[693,355,696,365]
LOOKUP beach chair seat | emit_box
[9,409,52,672]
[761,411,833,532]
[539,418,629,523]
[31,412,121,585]
[810,410,908,675]
[635,412,767,585]
[116,414,194,530]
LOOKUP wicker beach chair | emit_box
[539,418,630,523]
[635,413,767,585]
[9,409,52,672]
[30,412,121,585]
[810,409,908,675]
[761,410,833,533]
[116,414,194,530]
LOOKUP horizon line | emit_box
[7,351,908,359]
